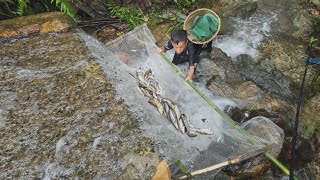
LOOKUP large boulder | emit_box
[224,116,285,178]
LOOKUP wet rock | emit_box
[298,156,320,180]
[199,47,244,87]
[233,54,299,101]
[292,9,313,39]
[73,0,107,18]
[235,81,260,99]
[224,116,284,178]
[232,2,258,19]
[301,95,320,126]
[0,12,75,41]
[219,17,235,35]
[40,19,72,34]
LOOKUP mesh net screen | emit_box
[102,24,277,178]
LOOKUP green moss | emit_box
[302,121,319,140]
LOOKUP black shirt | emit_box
[164,40,202,67]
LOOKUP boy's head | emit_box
[171,29,188,54]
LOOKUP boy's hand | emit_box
[186,66,195,81]
[156,47,165,53]
[186,76,193,82]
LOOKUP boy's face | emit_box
[172,41,187,54]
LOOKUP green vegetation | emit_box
[51,0,76,21]
[308,37,320,91]
[173,0,198,9]
[16,0,32,16]
[106,1,188,30]
[175,160,192,179]
[1,0,76,21]
[107,2,145,29]
[302,121,319,140]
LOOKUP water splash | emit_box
[214,13,278,60]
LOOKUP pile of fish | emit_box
[132,68,213,137]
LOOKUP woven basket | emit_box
[183,8,221,44]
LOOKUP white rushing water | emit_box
[213,13,278,60]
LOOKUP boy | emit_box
[157,29,212,81]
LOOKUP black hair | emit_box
[170,29,188,44]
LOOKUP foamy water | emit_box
[213,13,278,60]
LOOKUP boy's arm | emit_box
[186,66,195,81]
[157,40,173,53]
[187,43,197,80]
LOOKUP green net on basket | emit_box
[189,13,219,41]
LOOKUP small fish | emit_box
[144,69,152,79]
[135,69,148,85]
[148,99,157,107]
[181,114,190,132]
[139,87,152,98]
[181,114,196,137]
[138,80,149,88]
[165,100,181,121]
[172,103,181,120]
[148,77,163,95]
[145,85,157,98]
[186,130,198,137]
[168,109,179,130]
[163,102,170,118]
[190,127,213,135]
[153,98,164,115]
[177,117,186,134]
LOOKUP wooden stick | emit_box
[179,146,268,179]
[179,157,241,179]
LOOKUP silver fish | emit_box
[153,98,164,115]
[135,69,148,85]
[148,98,157,107]
[186,130,198,137]
[181,114,197,137]
[148,77,163,95]
[181,114,190,132]
[172,103,181,120]
[163,102,170,118]
[177,117,186,133]
[144,69,152,79]
[162,98,181,121]
[145,85,157,98]
[138,80,149,88]
[190,127,213,135]
[141,87,152,98]
[168,109,179,130]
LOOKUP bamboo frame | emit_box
[138,24,296,179]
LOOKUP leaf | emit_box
[51,0,77,21]
[175,160,192,179]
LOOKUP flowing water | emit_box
[213,12,278,60]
